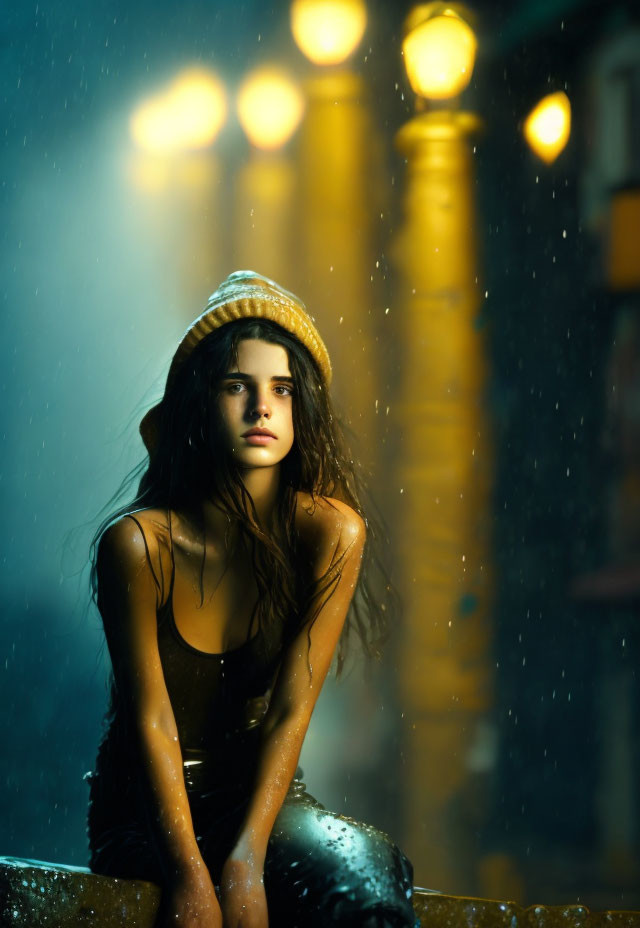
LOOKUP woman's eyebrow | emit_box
[221,372,294,382]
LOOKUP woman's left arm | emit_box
[218,500,366,927]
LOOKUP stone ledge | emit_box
[0,857,160,927]
[411,892,640,927]
[2,857,640,927]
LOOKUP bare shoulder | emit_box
[295,491,366,552]
[98,508,172,581]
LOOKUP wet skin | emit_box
[217,339,296,470]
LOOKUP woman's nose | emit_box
[249,390,271,420]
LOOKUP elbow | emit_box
[137,706,180,746]
[262,705,311,743]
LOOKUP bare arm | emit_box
[228,499,366,867]
[97,516,221,925]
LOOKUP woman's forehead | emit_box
[227,338,291,375]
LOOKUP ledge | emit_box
[2,857,640,927]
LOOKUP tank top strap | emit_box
[166,508,176,606]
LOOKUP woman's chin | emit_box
[231,448,286,468]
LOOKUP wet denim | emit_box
[87,764,419,928]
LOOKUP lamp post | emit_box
[291,0,367,67]
[290,0,380,469]
[392,3,498,895]
[289,0,404,829]
[129,68,228,312]
[234,66,304,286]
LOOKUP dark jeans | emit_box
[87,765,419,928]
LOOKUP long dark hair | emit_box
[89,317,398,678]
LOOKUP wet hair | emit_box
[88,317,398,677]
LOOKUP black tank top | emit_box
[155,512,284,751]
[92,511,285,796]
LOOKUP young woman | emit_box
[86,271,419,928]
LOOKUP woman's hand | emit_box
[219,854,268,928]
[160,863,223,928]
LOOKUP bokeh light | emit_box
[402,7,477,101]
[237,67,305,150]
[130,67,227,152]
[290,0,367,66]
[523,91,571,164]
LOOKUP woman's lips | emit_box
[244,434,276,445]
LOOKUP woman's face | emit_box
[217,338,295,468]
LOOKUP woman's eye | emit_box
[274,384,293,396]
[226,382,245,394]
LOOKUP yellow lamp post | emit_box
[402,3,477,101]
[291,0,367,66]
[523,90,571,164]
[290,0,381,470]
[233,66,304,286]
[289,0,398,822]
[130,67,227,154]
[393,4,501,896]
[129,67,229,312]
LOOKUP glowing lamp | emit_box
[131,68,227,152]
[237,67,305,150]
[523,91,571,164]
[290,0,367,66]
[402,5,477,100]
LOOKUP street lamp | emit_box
[288,0,379,464]
[402,3,477,101]
[288,0,384,788]
[233,66,304,286]
[523,90,571,164]
[130,67,227,153]
[394,2,496,894]
[290,0,366,66]
[128,67,229,310]
[237,66,305,151]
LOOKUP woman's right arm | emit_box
[97,516,221,928]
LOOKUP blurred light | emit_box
[131,67,227,153]
[290,0,367,66]
[607,189,640,290]
[402,5,477,100]
[237,67,305,150]
[523,91,571,164]
[128,154,172,193]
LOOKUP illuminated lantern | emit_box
[237,67,305,150]
[523,91,571,164]
[290,0,367,66]
[131,68,227,152]
[402,3,477,100]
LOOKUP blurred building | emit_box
[471,0,640,906]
